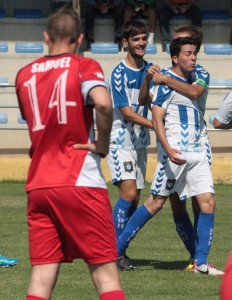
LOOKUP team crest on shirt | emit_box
[165,179,176,190]
[94,72,104,79]
[124,161,133,173]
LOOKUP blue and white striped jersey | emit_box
[151,69,202,153]
[108,59,152,149]
[151,64,210,143]
[191,64,210,142]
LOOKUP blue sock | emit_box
[113,198,135,240]
[117,204,153,256]
[193,210,200,260]
[173,212,195,259]
[196,212,214,267]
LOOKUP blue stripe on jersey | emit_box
[110,62,128,107]
[194,108,201,147]
[178,105,189,147]
[153,84,172,106]
[142,105,149,117]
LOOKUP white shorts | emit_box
[106,147,147,189]
[202,139,212,167]
[150,150,214,200]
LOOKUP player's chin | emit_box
[135,48,146,56]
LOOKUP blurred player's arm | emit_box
[213,118,232,129]
[120,106,153,129]
[139,64,160,106]
[74,86,112,157]
[152,105,186,165]
[213,91,232,129]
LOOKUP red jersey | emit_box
[16,54,107,192]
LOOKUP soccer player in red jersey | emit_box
[15,6,125,300]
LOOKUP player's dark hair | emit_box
[173,25,202,52]
[170,37,197,58]
[122,19,147,40]
[47,5,81,44]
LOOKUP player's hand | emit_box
[167,148,187,165]
[146,64,161,80]
[73,142,107,158]
[152,73,166,85]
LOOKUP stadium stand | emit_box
[0,113,8,124]
[0,42,8,52]
[204,44,232,55]
[0,9,6,18]
[17,113,27,125]
[15,42,44,53]
[91,43,119,54]
[0,0,231,154]
[14,9,43,19]
[210,79,232,88]
[145,44,157,54]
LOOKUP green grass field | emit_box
[0,181,231,300]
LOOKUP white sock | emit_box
[148,32,155,44]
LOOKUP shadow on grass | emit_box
[131,259,191,271]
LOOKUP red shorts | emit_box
[27,186,117,265]
[221,252,232,300]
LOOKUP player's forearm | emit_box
[95,105,113,156]
[213,118,232,129]
[138,76,152,106]
[125,112,153,129]
[152,119,171,154]
[162,76,201,99]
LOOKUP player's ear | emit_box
[43,31,50,45]
[172,55,178,65]
[123,38,128,50]
[76,33,84,48]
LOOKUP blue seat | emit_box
[146,44,157,54]
[91,43,119,54]
[209,114,215,125]
[165,43,170,54]
[14,9,42,19]
[0,9,6,18]
[204,44,232,55]
[18,113,27,124]
[0,77,8,88]
[210,79,232,87]
[15,42,44,53]
[202,10,230,20]
[0,113,8,124]
[0,77,8,83]
[0,42,8,52]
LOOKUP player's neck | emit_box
[48,43,77,56]
[171,66,189,79]
[125,53,144,69]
